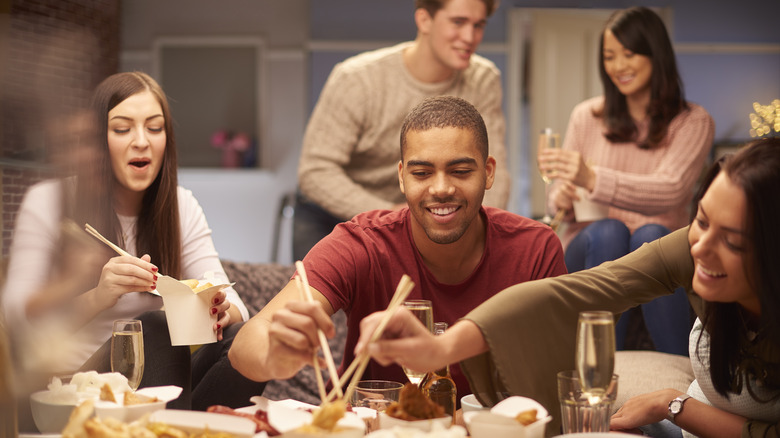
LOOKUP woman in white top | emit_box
[2,72,266,417]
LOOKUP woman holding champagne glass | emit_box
[358,137,780,437]
[537,7,715,356]
[1,72,266,419]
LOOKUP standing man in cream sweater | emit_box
[294,0,510,260]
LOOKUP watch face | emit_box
[670,400,682,413]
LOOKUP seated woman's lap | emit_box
[565,219,631,271]
[79,311,266,411]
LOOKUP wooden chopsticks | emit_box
[340,274,415,404]
[85,223,133,258]
[295,261,344,402]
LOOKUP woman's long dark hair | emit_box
[595,7,688,149]
[692,137,780,399]
[71,72,181,278]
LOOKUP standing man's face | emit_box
[418,0,488,72]
[398,126,495,245]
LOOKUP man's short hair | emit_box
[415,0,498,17]
[400,95,489,161]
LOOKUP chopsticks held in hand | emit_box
[295,261,344,403]
[339,274,415,404]
[85,223,161,296]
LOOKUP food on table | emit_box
[124,390,159,406]
[100,384,117,403]
[41,371,132,406]
[308,400,347,431]
[514,409,538,426]
[207,405,280,435]
[385,383,446,421]
[180,279,214,293]
[64,399,236,438]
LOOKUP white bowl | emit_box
[29,390,81,433]
[378,412,452,432]
[460,394,488,413]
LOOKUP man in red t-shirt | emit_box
[230,96,567,401]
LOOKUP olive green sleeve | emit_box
[461,227,694,436]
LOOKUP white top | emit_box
[1,179,248,372]
[682,318,780,438]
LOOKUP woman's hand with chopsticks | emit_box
[355,310,490,377]
[91,253,158,310]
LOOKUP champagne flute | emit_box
[537,128,561,224]
[401,300,433,385]
[111,319,145,390]
[575,311,615,405]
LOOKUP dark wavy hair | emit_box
[595,7,688,149]
[74,71,181,278]
[691,137,780,399]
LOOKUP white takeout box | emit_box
[94,385,182,422]
[572,187,608,223]
[156,276,232,346]
[240,396,365,438]
[464,396,552,438]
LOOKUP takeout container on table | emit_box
[463,396,551,438]
[378,412,452,432]
[155,275,232,346]
[241,396,365,438]
[94,385,182,422]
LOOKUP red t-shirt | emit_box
[303,207,567,401]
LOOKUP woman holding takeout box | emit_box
[1,72,266,415]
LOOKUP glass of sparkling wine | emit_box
[401,300,433,385]
[575,311,615,405]
[537,128,561,224]
[111,319,145,390]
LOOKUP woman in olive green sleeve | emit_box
[357,137,780,438]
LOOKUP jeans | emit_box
[639,419,684,438]
[565,219,691,356]
[292,191,344,261]
[80,310,267,410]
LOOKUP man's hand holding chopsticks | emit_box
[266,299,335,377]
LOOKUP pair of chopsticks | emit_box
[549,209,566,233]
[325,274,415,404]
[294,261,344,404]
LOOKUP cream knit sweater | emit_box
[298,42,509,220]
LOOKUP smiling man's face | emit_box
[398,126,495,245]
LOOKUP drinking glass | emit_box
[575,311,615,404]
[401,300,433,385]
[537,128,561,224]
[111,319,145,390]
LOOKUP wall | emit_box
[118,0,779,264]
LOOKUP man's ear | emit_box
[414,8,433,35]
[398,160,406,194]
[484,156,496,190]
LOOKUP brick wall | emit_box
[0,0,119,257]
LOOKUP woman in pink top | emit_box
[538,7,714,356]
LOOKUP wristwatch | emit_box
[667,394,692,423]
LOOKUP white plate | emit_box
[149,410,256,438]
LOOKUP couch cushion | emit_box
[612,350,694,414]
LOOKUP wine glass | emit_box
[575,311,615,405]
[111,319,145,390]
[401,300,433,385]
[537,128,561,224]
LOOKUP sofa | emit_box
[221,260,695,412]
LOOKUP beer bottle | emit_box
[420,322,456,421]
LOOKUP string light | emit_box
[749,99,780,138]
